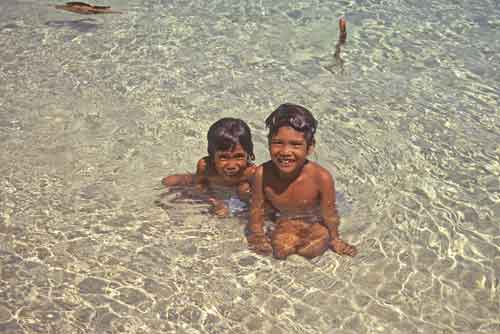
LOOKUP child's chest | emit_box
[264,178,320,211]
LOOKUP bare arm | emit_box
[162,174,196,187]
[161,158,207,187]
[194,158,209,192]
[318,170,340,238]
[246,165,272,255]
[248,166,266,234]
[237,164,257,202]
[318,169,357,256]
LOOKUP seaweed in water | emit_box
[53,2,122,15]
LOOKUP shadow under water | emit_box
[45,18,98,32]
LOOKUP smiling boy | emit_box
[246,103,357,259]
[162,118,256,217]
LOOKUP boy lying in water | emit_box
[162,118,256,217]
[246,103,357,259]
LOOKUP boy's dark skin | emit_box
[163,143,255,217]
[247,125,357,259]
[163,117,256,217]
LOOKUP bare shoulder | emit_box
[254,163,266,179]
[260,161,275,180]
[196,157,210,174]
[305,161,334,184]
[244,163,258,178]
[261,160,274,172]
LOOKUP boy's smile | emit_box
[269,126,312,178]
[213,143,249,181]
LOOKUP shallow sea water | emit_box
[1,0,499,333]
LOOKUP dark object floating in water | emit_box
[54,2,122,14]
[334,17,347,69]
[338,17,347,44]
[322,17,348,74]
[1,23,19,31]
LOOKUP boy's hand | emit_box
[330,238,357,257]
[161,176,174,187]
[209,198,230,218]
[237,182,252,201]
[247,233,273,255]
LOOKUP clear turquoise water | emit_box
[0,0,498,333]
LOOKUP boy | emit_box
[162,118,256,217]
[246,103,357,259]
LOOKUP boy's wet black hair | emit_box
[207,118,255,162]
[265,103,317,146]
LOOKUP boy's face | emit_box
[269,126,313,177]
[213,143,249,181]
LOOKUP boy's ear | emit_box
[307,142,315,155]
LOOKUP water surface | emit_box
[1,0,499,333]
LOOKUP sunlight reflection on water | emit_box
[0,0,499,333]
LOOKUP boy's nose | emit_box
[280,145,292,155]
[225,164,238,172]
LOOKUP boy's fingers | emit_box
[216,210,229,218]
[344,245,357,256]
[348,245,358,257]
[247,237,272,255]
[252,245,272,255]
[331,239,357,257]
[341,243,357,257]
